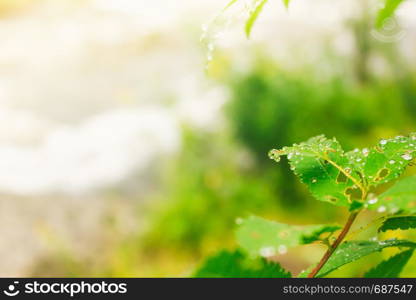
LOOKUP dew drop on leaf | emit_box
[368,198,378,204]
[268,149,281,162]
[278,245,288,255]
[377,206,387,213]
[401,153,413,161]
[259,246,275,257]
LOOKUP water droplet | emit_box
[268,150,281,162]
[278,245,287,255]
[377,206,387,213]
[390,207,399,214]
[362,148,369,156]
[401,153,412,161]
[235,218,243,225]
[368,198,378,204]
[312,178,317,183]
[259,246,275,257]
[389,160,395,164]
[380,139,387,145]
[287,153,294,160]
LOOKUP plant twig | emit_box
[307,211,359,278]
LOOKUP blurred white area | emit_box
[0,0,229,196]
[0,108,179,195]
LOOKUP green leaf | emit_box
[269,135,362,207]
[364,250,414,278]
[193,250,291,278]
[236,216,339,257]
[367,176,416,214]
[379,216,416,232]
[345,135,416,190]
[245,0,269,38]
[269,134,416,207]
[375,0,404,29]
[361,135,415,187]
[317,239,416,277]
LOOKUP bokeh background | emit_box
[0,0,416,277]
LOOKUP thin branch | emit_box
[307,211,359,278]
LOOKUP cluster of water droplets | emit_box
[259,244,288,258]
[269,134,415,201]
[199,3,236,66]
[200,0,261,67]
[269,137,348,188]
[200,19,225,65]
[377,238,398,247]
[268,149,282,162]
[379,135,415,166]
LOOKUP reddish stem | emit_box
[307,211,359,278]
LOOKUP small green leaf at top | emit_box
[193,250,291,278]
[364,249,414,278]
[245,0,269,38]
[316,239,416,277]
[379,216,416,232]
[223,0,239,11]
[282,0,291,8]
[236,216,340,258]
[375,0,405,29]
